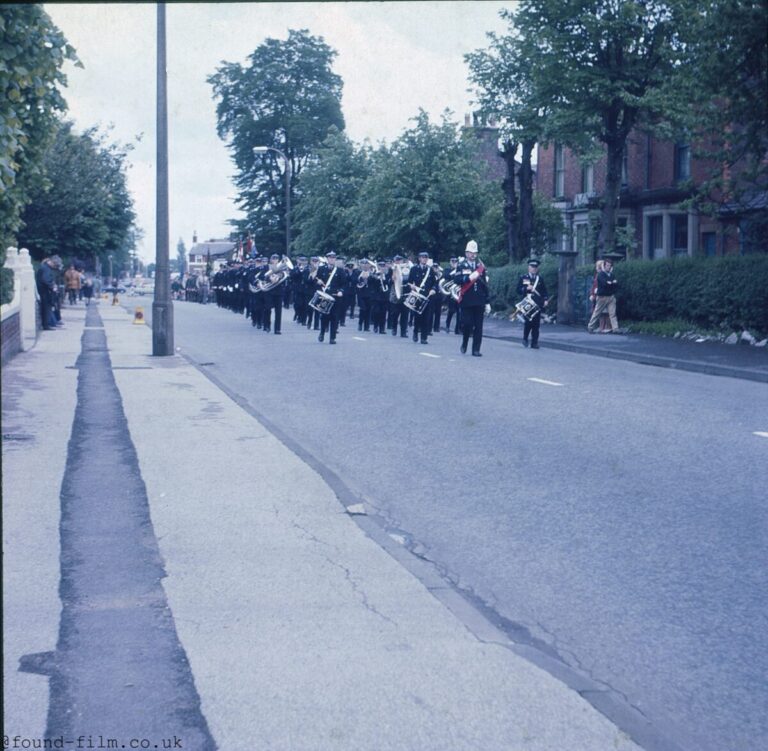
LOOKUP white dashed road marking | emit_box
[353,336,367,341]
[754,431,768,439]
[527,377,564,387]
[419,352,441,358]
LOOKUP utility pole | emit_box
[153,2,174,355]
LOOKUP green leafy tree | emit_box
[350,111,489,261]
[293,127,371,257]
[208,29,345,254]
[0,5,80,252]
[467,11,548,263]
[176,237,187,276]
[507,0,689,256]
[17,121,137,269]
[676,0,768,235]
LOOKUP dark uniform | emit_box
[516,260,549,348]
[455,253,489,356]
[406,255,438,344]
[387,258,410,337]
[444,258,461,334]
[371,261,389,334]
[355,262,374,332]
[315,255,346,343]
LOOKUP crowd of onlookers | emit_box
[34,257,96,331]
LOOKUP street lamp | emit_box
[253,146,291,257]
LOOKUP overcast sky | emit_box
[45,2,510,263]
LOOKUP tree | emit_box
[506,0,689,256]
[208,29,345,254]
[17,121,137,269]
[467,13,547,263]
[0,5,79,251]
[293,127,371,257]
[351,111,490,261]
[676,0,768,227]
[176,237,187,276]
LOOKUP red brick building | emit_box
[537,132,765,264]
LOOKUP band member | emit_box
[456,240,489,356]
[305,256,322,330]
[444,256,461,334]
[342,261,357,322]
[315,251,345,344]
[407,251,437,344]
[431,262,444,333]
[388,255,410,337]
[371,260,390,334]
[355,258,375,332]
[290,256,308,323]
[335,256,349,326]
[261,254,286,334]
[516,258,549,348]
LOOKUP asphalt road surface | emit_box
[130,299,768,751]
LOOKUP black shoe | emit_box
[413,333,418,342]
[339,322,345,327]
[379,330,386,335]
[401,333,408,338]
[420,339,428,345]
[472,352,482,357]
[318,333,324,342]
[274,331,281,335]
[391,329,397,336]
[329,339,336,344]
[531,343,539,349]
[523,339,529,348]
[460,343,467,354]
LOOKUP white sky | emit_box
[45,2,510,263]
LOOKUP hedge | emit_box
[1,268,14,306]
[489,255,768,335]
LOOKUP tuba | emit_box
[259,255,294,291]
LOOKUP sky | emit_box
[44,2,511,264]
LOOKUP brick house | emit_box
[187,233,236,276]
[537,132,766,265]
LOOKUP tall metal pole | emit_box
[284,157,291,257]
[153,2,174,355]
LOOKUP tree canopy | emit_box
[0,5,79,251]
[17,121,137,269]
[208,29,345,254]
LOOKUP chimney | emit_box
[192,230,198,244]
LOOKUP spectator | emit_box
[64,263,81,305]
[587,257,620,333]
[589,260,611,333]
[82,277,94,305]
[35,257,57,330]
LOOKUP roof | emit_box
[189,240,235,259]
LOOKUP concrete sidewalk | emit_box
[3,302,656,750]
[483,316,768,383]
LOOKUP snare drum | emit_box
[404,291,430,315]
[309,290,335,315]
[515,294,540,321]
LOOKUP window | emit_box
[648,216,663,259]
[581,163,594,194]
[702,232,717,256]
[671,215,688,255]
[575,223,589,264]
[554,144,565,197]
[674,143,691,183]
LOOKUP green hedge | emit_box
[1,268,14,306]
[489,255,768,335]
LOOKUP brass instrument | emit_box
[258,255,294,291]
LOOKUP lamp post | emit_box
[153,2,174,355]
[253,146,291,257]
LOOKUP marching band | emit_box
[211,240,504,356]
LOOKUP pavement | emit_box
[482,316,768,383]
[2,299,764,751]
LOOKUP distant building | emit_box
[537,132,766,265]
[187,233,236,275]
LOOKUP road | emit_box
[129,298,768,751]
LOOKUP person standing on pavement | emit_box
[589,260,611,333]
[516,259,549,349]
[35,257,57,330]
[587,257,620,333]
[64,264,81,305]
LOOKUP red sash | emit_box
[458,263,485,303]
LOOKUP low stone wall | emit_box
[1,310,21,366]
